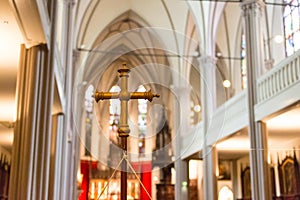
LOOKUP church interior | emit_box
[0,0,300,199]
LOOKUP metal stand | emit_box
[94,62,159,200]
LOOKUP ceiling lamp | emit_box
[273,35,284,44]
[223,80,231,88]
[193,105,201,112]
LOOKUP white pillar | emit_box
[49,114,64,200]
[198,56,218,200]
[241,0,272,199]
[172,85,191,200]
[232,160,238,200]
[60,1,78,199]
[9,44,54,200]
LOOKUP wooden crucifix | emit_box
[93,62,159,200]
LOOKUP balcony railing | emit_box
[257,50,300,103]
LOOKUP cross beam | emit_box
[94,62,159,200]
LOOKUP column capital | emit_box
[240,0,265,13]
[198,56,217,66]
[265,59,274,71]
[170,84,191,96]
[73,49,80,59]
[73,49,81,65]
[64,0,76,6]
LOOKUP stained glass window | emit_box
[137,85,147,156]
[283,0,300,56]
[241,34,247,89]
[109,86,121,144]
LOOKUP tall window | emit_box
[84,85,94,156]
[109,86,121,144]
[283,0,300,56]
[241,34,247,89]
[137,85,147,156]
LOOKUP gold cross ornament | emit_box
[93,62,159,200]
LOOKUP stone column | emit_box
[203,145,218,199]
[9,44,54,200]
[232,160,238,200]
[172,85,191,200]
[60,0,78,199]
[241,0,272,199]
[198,56,218,200]
[49,113,64,200]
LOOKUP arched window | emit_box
[137,85,147,156]
[218,186,233,200]
[84,85,94,156]
[109,86,121,144]
[283,0,300,56]
[241,33,247,89]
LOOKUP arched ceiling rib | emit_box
[73,0,242,103]
[179,10,200,90]
[186,1,226,55]
[90,10,166,66]
[76,0,181,48]
[209,2,226,54]
[186,1,208,53]
[215,2,243,80]
[75,0,190,59]
[74,0,99,48]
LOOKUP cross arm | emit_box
[130,89,160,102]
[93,90,119,102]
